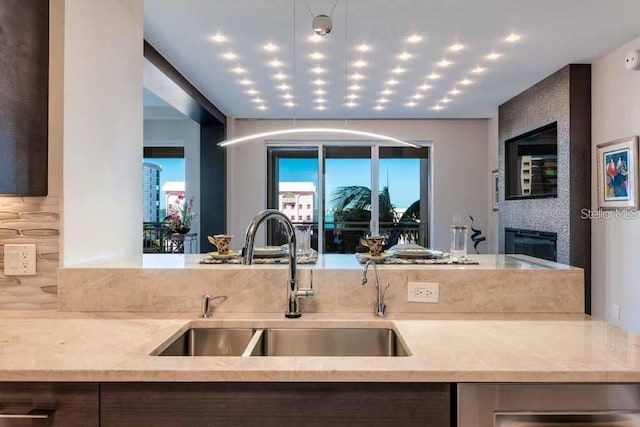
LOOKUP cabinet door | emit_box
[101,382,451,427]
[0,383,99,427]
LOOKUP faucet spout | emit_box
[242,209,313,318]
[362,260,389,318]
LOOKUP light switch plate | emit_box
[3,244,37,276]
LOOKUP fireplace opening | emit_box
[504,228,557,262]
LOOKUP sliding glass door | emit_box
[268,143,430,253]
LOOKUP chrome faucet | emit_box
[361,260,390,317]
[200,294,227,318]
[242,209,314,318]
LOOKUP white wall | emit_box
[487,114,499,253]
[62,0,143,265]
[591,35,640,332]
[144,119,201,245]
[227,119,489,252]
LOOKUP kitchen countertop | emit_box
[1,311,638,383]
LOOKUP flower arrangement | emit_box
[165,194,195,234]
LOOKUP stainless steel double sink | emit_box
[153,327,410,357]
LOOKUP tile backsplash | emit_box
[0,197,60,310]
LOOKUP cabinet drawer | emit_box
[0,383,98,427]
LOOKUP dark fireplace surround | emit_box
[504,228,557,262]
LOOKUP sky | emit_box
[144,158,185,211]
[279,157,420,209]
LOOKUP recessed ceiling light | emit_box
[356,43,371,52]
[309,52,324,60]
[268,59,284,67]
[437,59,452,68]
[418,83,432,91]
[222,51,237,60]
[246,89,259,95]
[284,101,296,107]
[311,66,326,74]
[315,105,327,111]
[349,84,362,91]
[405,101,418,107]
[282,93,293,100]
[391,67,407,74]
[412,93,424,99]
[406,34,423,43]
[427,73,441,80]
[256,105,268,110]
[505,33,521,43]
[345,101,357,108]
[377,98,389,103]
[449,88,462,95]
[314,88,326,95]
[277,83,290,90]
[471,66,486,74]
[440,97,452,103]
[351,73,365,80]
[263,42,279,52]
[312,79,326,85]
[251,97,264,103]
[374,105,385,111]
[210,33,227,43]
[231,66,246,74]
[308,34,324,43]
[397,52,413,61]
[449,43,465,52]
[239,79,253,86]
[353,60,367,68]
[347,93,359,99]
[381,88,393,95]
[274,72,287,80]
[432,104,444,111]
[459,78,473,85]
[486,52,502,60]
[314,98,326,103]
[386,79,399,85]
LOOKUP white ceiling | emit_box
[144,0,640,120]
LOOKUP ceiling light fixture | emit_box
[418,84,431,90]
[349,84,362,91]
[309,51,324,60]
[377,98,389,103]
[406,34,423,43]
[239,79,253,86]
[386,79,399,85]
[246,89,259,95]
[347,93,359,99]
[256,105,268,110]
[268,59,284,67]
[308,34,324,43]
[505,33,521,43]
[440,97,452,103]
[412,93,424,99]
[427,73,441,80]
[274,72,287,80]
[397,52,413,61]
[356,43,371,52]
[405,101,418,107]
[314,97,326,103]
[222,51,237,60]
[374,105,385,111]
[381,89,393,95]
[315,105,327,111]
[449,43,465,52]
[345,101,357,108]
[210,33,227,43]
[263,42,279,52]
[437,59,452,68]
[311,66,326,74]
[277,83,290,90]
[231,66,246,74]
[471,66,486,74]
[284,101,296,107]
[251,97,264,103]
[432,104,443,111]
[314,88,326,95]
[312,79,326,85]
[391,66,407,74]
[449,88,462,95]
[353,60,367,68]
[282,93,293,99]
[218,128,420,148]
[486,52,502,60]
[459,78,473,85]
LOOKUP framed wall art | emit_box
[596,136,639,209]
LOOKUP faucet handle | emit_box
[200,294,227,318]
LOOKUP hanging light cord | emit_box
[293,0,297,127]
[344,0,348,128]
[304,0,340,18]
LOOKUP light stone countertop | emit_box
[62,253,577,270]
[1,311,639,383]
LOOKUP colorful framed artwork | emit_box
[596,136,639,209]
[492,169,499,211]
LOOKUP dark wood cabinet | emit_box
[0,0,49,196]
[101,382,451,427]
[0,383,99,426]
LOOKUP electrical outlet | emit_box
[3,244,36,276]
[407,282,439,303]
[611,304,621,321]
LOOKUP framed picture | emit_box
[596,136,639,209]
[492,169,499,211]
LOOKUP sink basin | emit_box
[249,328,409,357]
[154,328,255,356]
[153,327,410,357]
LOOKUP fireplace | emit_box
[504,228,557,262]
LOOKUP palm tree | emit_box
[329,185,418,225]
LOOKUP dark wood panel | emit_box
[0,0,49,196]
[200,123,226,251]
[101,382,451,427]
[0,383,99,427]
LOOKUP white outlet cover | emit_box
[3,244,37,276]
[407,281,439,303]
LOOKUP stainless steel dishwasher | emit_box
[458,384,640,426]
